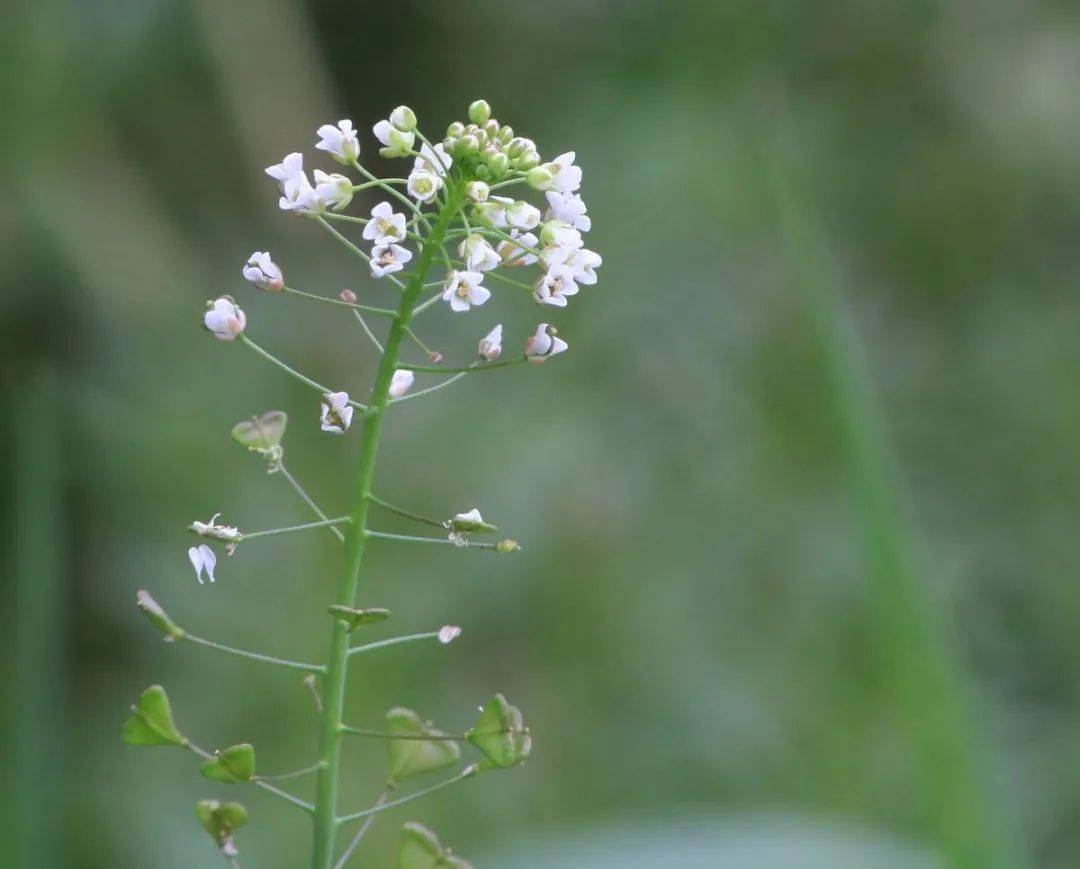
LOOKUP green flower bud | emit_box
[136,590,185,641]
[446,121,465,138]
[390,105,417,132]
[468,99,491,125]
[516,150,541,171]
[482,119,500,139]
[460,134,480,154]
[526,166,554,190]
[465,181,489,203]
[496,538,520,553]
[474,163,491,180]
[487,152,510,177]
[497,125,514,144]
[506,137,527,158]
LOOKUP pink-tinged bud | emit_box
[242,252,284,291]
[427,351,444,364]
[339,288,357,304]
[388,369,415,398]
[478,324,502,361]
[204,297,247,341]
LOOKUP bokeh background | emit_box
[3,1,1080,866]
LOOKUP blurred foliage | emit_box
[3,0,1080,866]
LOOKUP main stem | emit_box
[310,184,461,869]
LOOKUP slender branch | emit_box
[404,326,436,358]
[276,461,345,542]
[340,725,465,741]
[351,310,384,354]
[323,212,426,245]
[411,289,445,316]
[480,226,546,256]
[242,516,351,541]
[352,178,408,191]
[367,493,446,529]
[347,630,445,657]
[336,767,477,826]
[257,762,324,782]
[182,633,325,674]
[388,372,468,404]
[365,530,503,550]
[282,286,396,317]
[240,336,367,410]
[314,215,406,291]
[397,355,528,375]
[332,791,389,869]
[350,159,431,228]
[487,176,527,191]
[482,269,536,292]
[187,742,315,814]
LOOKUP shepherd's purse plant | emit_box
[122,99,599,867]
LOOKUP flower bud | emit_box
[482,119,500,139]
[465,180,490,203]
[474,163,491,180]
[526,166,554,190]
[204,297,246,341]
[438,625,462,644]
[136,590,185,641]
[506,137,527,158]
[468,99,491,125]
[373,120,416,158]
[460,134,480,155]
[390,105,417,132]
[339,288,357,304]
[242,251,284,291]
[497,125,514,144]
[505,200,541,230]
[478,324,502,361]
[388,369,415,399]
[427,351,444,364]
[517,150,541,170]
[487,151,510,176]
[446,121,465,138]
[496,538,520,553]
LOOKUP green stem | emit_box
[240,336,367,410]
[335,767,477,826]
[347,630,445,658]
[367,493,446,529]
[242,516,351,540]
[365,530,503,550]
[339,725,466,741]
[388,372,469,404]
[397,355,527,375]
[182,633,325,673]
[332,791,389,869]
[275,461,345,542]
[310,183,464,869]
[282,286,396,317]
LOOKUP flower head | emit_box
[545,190,590,232]
[315,119,360,164]
[188,544,217,584]
[242,251,284,292]
[478,324,503,361]
[204,297,246,341]
[373,119,416,158]
[388,369,415,398]
[370,243,413,278]
[320,392,354,434]
[497,230,539,267]
[533,263,579,308]
[362,202,407,245]
[265,152,303,189]
[525,323,568,362]
[442,270,490,312]
[407,171,441,203]
[312,170,353,211]
[458,234,500,272]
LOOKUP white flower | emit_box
[567,247,602,285]
[242,251,284,291]
[265,152,304,189]
[442,270,490,312]
[525,323,568,362]
[189,513,242,543]
[312,170,353,211]
[413,141,452,177]
[533,263,579,307]
[320,392,354,434]
[545,191,591,231]
[373,119,416,157]
[188,544,217,585]
[407,170,441,203]
[473,198,508,228]
[539,221,584,251]
[362,202,407,245]
[370,243,413,278]
[547,151,582,193]
[465,181,490,203]
[438,625,462,644]
[279,171,321,213]
[478,324,502,361]
[497,230,539,267]
[204,297,246,341]
[315,119,360,164]
[388,369,414,398]
[447,508,486,547]
[458,234,500,272]
[505,200,541,230]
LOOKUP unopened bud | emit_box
[496,539,520,554]
[526,166,554,190]
[497,125,514,144]
[339,288,357,303]
[506,137,527,158]
[517,151,541,171]
[438,625,462,644]
[482,119,500,139]
[487,152,510,176]
[468,99,491,125]
[446,121,465,138]
[136,590,185,641]
[427,351,444,364]
[390,105,417,132]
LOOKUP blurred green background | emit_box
[4,1,1080,866]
